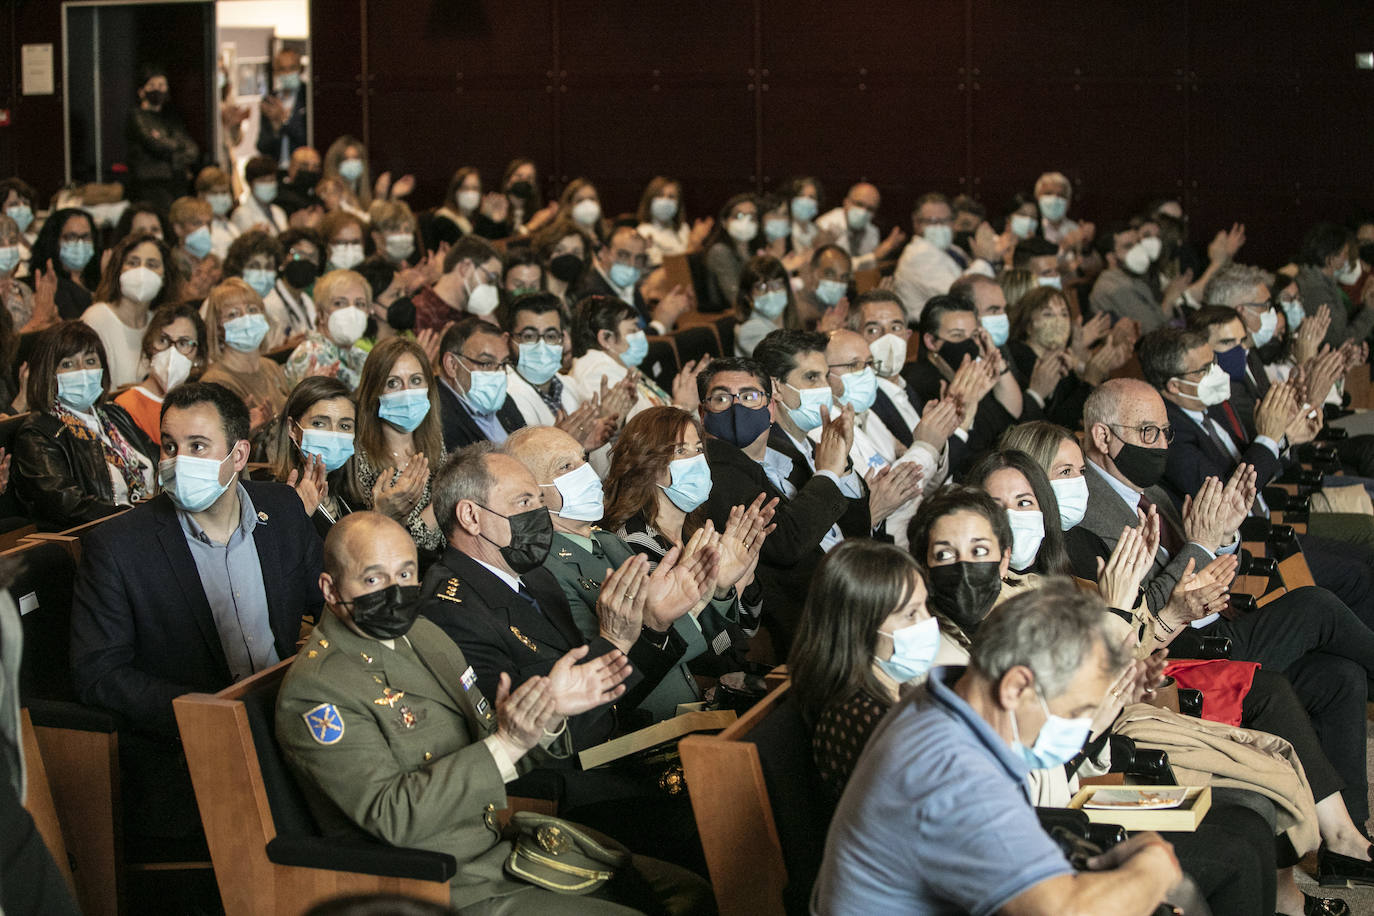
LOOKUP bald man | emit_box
[814,181,906,272]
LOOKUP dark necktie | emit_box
[1201,417,1234,460]
[1138,491,1183,557]
[517,582,545,619]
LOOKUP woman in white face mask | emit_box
[435,166,484,237]
[558,178,608,244]
[114,303,205,441]
[702,193,762,308]
[82,233,182,388]
[284,269,372,392]
[634,176,697,267]
[967,449,1073,584]
[788,539,956,798]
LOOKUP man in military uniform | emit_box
[276,512,712,913]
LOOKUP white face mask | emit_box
[1050,476,1089,530]
[150,344,192,392]
[1336,260,1362,285]
[1122,242,1151,275]
[327,305,369,346]
[456,189,482,213]
[1139,236,1163,262]
[571,199,602,227]
[1007,509,1046,571]
[923,224,954,251]
[465,273,500,316]
[120,265,164,303]
[330,242,365,270]
[869,333,908,378]
[727,216,758,242]
[1183,363,1232,407]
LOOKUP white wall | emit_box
[216,0,308,39]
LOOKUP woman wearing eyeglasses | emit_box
[733,254,800,357]
[113,303,206,441]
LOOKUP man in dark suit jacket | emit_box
[436,318,527,451]
[69,382,323,839]
[571,224,690,333]
[256,49,308,165]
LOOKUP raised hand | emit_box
[600,373,638,424]
[389,174,416,200]
[651,284,692,333]
[596,554,649,652]
[688,217,714,251]
[372,453,428,519]
[1301,344,1345,406]
[913,397,961,449]
[1217,463,1257,538]
[874,225,908,261]
[813,402,854,475]
[545,644,632,716]
[643,544,717,630]
[1082,336,1131,384]
[1293,304,1331,365]
[671,356,710,410]
[286,452,329,516]
[1071,312,1112,360]
[1160,554,1237,630]
[817,296,850,333]
[1028,349,1072,398]
[715,496,774,594]
[866,462,924,525]
[1182,476,1227,551]
[479,191,510,223]
[1096,521,1153,610]
[493,672,559,757]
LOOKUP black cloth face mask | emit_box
[548,253,585,284]
[479,504,554,573]
[1110,430,1168,490]
[345,584,423,639]
[936,338,981,369]
[283,259,318,289]
[927,561,1003,636]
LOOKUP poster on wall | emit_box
[22,43,54,95]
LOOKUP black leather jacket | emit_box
[12,403,158,531]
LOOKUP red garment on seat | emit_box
[1163,658,1260,727]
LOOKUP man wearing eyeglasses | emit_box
[435,317,526,450]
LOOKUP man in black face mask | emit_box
[416,443,687,751]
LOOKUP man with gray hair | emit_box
[813,581,1182,916]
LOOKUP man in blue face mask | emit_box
[435,318,526,451]
[893,191,1001,318]
[257,49,309,168]
[572,225,688,334]
[817,583,1183,915]
[68,381,323,844]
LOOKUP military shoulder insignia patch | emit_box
[438,577,462,604]
[303,703,345,745]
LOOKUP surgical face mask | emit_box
[548,461,604,522]
[59,239,95,272]
[927,560,1003,635]
[837,367,878,414]
[660,453,712,512]
[299,428,356,472]
[1140,236,1163,262]
[1216,344,1248,382]
[782,382,832,433]
[1050,476,1089,530]
[1109,431,1167,490]
[5,204,33,234]
[1035,274,1062,290]
[327,305,368,346]
[571,199,602,227]
[207,192,233,217]
[159,451,234,514]
[120,265,163,304]
[185,226,213,259]
[764,217,791,242]
[457,189,482,212]
[150,345,192,392]
[252,181,279,205]
[815,278,847,307]
[846,207,871,232]
[339,158,365,183]
[329,242,365,270]
[465,276,500,316]
[1179,363,1231,407]
[791,196,818,223]
[980,313,1010,348]
[1038,195,1068,223]
[1009,214,1037,240]
[1123,242,1151,275]
[752,289,788,319]
[608,261,641,289]
[223,313,270,352]
[1010,689,1093,771]
[727,216,758,243]
[1280,298,1304,331]
[344,584,423,640]
[877,615,941,683]
[869,333,908,377]
[650,196,678,223]
[0,246,19,274]
[460,364,509,415]
[277,72,302,93]
[517,340,563,385]
[57,368,103,412]
[549,253,584,283]
[1006,509,1045,571]
[384,233,415,262]
[1250,307,1277,348]
[479,504,554,573]
[923,224,953,251]
[1029,315,1071,351]
[243,267,275,298]
[702,402,772,449]
[378,388,431,432]
[1337,260,1362,285]
[620,330,648,368]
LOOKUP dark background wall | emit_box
[5,0,1374,266]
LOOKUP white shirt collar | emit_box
[472,556,522,593]
[1086,455,1143,507]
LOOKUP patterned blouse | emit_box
[352,447,445,553]
[812,688,892,799]
[284,331,368,391]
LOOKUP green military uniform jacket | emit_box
[275,611,570,909]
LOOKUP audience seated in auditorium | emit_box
[83,231,182,387]
[284,268,370,389]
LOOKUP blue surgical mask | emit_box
[791,197,818,223]
[461,367,509,415]
[223,313,270,352]
[838,367,878,414]
[548,461,604,522]
[243,268,275,297]
[1251,307,1277,348]
[923,224,953,251]
[57,368,103,412]
[60,239,94,272]
[277,72,302,92]
[1009,213,1037,240]
[980,313,1010,348]
[1010,689,1093,771]
[1036,275,1062,291]
[159,452,235,513]
[207,192,233,217]
[783,382,832,433]
[620,330,649,368]
[876,616,941,682]
[185,226,213,259]
[816,278,847,308]
[764,218,790,241]
[6,205,34,234]
[752,289,788,319]
[650,197,678,223]
[1038,195,1069,223]
[378,388,431,432]
[339,158,365,182]
[518,341,564,385]
[252,181,278,205]
[660,453,712,512]
[609,261,640,289]
[846,207,870,232]
[1281,299,1304,331]
[299,428,355,472]
[0,245,19,274]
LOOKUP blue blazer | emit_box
[256,87,308,159]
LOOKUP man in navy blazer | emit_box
[70,382,322,839]
[256,48,308,165]
[436,318,527,450]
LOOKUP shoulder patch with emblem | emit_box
[303,703,345,745]
[438,577,462,603]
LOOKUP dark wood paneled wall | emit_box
[6,1,1373,266]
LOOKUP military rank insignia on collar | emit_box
[303,703,345,745]
[438,577,462,603]
[510,625,538,652]
[556,547,573,558]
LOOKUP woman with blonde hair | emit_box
[283,268,371,389]
[200,278,290,425]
